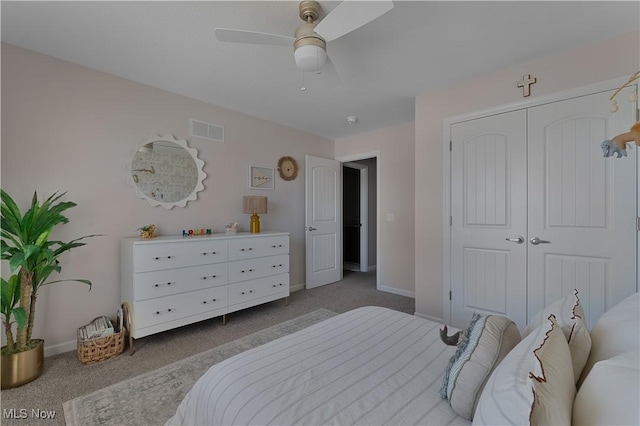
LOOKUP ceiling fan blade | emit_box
[214,28,294,46]
[314,0,394,42]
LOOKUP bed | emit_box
[167,306,469,425]
[168,292,640,425]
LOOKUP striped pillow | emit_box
[440,313,521,420]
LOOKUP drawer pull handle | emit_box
[153,282,174,288]
[201,251,217,256]
[240,248,255,252]
[154,256,174,261]
[272,283,284,288]
[272,244,284,248]
[240,291,254,295]
[201,275,217,280]
[154,308,174,315]
[240,269,254,273]
[272,264,284,268]
[202,299,217,304]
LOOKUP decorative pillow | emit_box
[573,349,640,425]
[579,292,639,385]
[440,313,521,420]
[472,315,575,425]
[523,289,591,383]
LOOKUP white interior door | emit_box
[450,86,638,330]
[527,89,637,327]
[450,110,528,330]
[305,155,342,289]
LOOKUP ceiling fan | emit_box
[214,1,394,75]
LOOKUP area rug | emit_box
[63,309,337,426]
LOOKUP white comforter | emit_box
[167,306,469,425]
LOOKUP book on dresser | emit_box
[120,231,290,352]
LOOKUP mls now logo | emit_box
[3,408,56,419]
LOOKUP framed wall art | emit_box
[249,165,274,190]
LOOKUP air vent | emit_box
[190,119,225,143]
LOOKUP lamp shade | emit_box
[242,196,268,214]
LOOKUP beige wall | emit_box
[335,121,415,297]
[1,43,333,354]
[414,31,640,321]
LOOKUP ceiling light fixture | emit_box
[294,42,326,72]
[346,116,358,124]
[293,3,327,72]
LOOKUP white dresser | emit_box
[121,232,289,348]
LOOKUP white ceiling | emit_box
[2,1,639,140]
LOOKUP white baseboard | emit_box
[377,285,414,299]
[44,340,76,357]
[290,283,305,292]
[414,312,444,323]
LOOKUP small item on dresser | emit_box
[138,224,156,239]
[182,228,213,237]
[225,222,239,233]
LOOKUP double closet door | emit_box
[450,88,637,331]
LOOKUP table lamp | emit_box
[242,196,268,233]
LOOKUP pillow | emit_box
[473,315,575,425]
[524,289,591,383]
[579,292,639,385]
[440,313,521,420]
[573,349,640,425]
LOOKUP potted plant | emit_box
[1,190,97,388]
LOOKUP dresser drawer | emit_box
[227,273,289,307]
[228,254,289,283]
[134,263,228,301]
[133,240,228,272]
[133,286,228,330]
[228,236,289,261]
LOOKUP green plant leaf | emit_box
[2,189,99,348]
[42,279,92,290]
[12,307,27,330]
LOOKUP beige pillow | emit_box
[524,289,591,383]
[441,314,521,420]
[473,315,575,425]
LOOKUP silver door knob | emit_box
[530,237,550,245]
[306,227,317,231]
[505,236,525,244]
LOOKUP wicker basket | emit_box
[77,321,125,365]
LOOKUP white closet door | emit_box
[527,89,637,327]
[450,110,528,330]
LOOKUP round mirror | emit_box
[129,134,206,209]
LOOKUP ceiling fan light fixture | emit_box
[294,43,326,72]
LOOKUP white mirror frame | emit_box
[128,133,206,209]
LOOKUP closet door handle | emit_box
[505,236,525,244]
[530,237,550,245]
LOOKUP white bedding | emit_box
[167,306,469,426]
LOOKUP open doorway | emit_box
[342,158,377,275]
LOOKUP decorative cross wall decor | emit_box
[517,74,537,97]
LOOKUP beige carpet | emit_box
[1,270,414,425]
[63,309,337,426]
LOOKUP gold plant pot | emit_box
[1,340,44,389]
